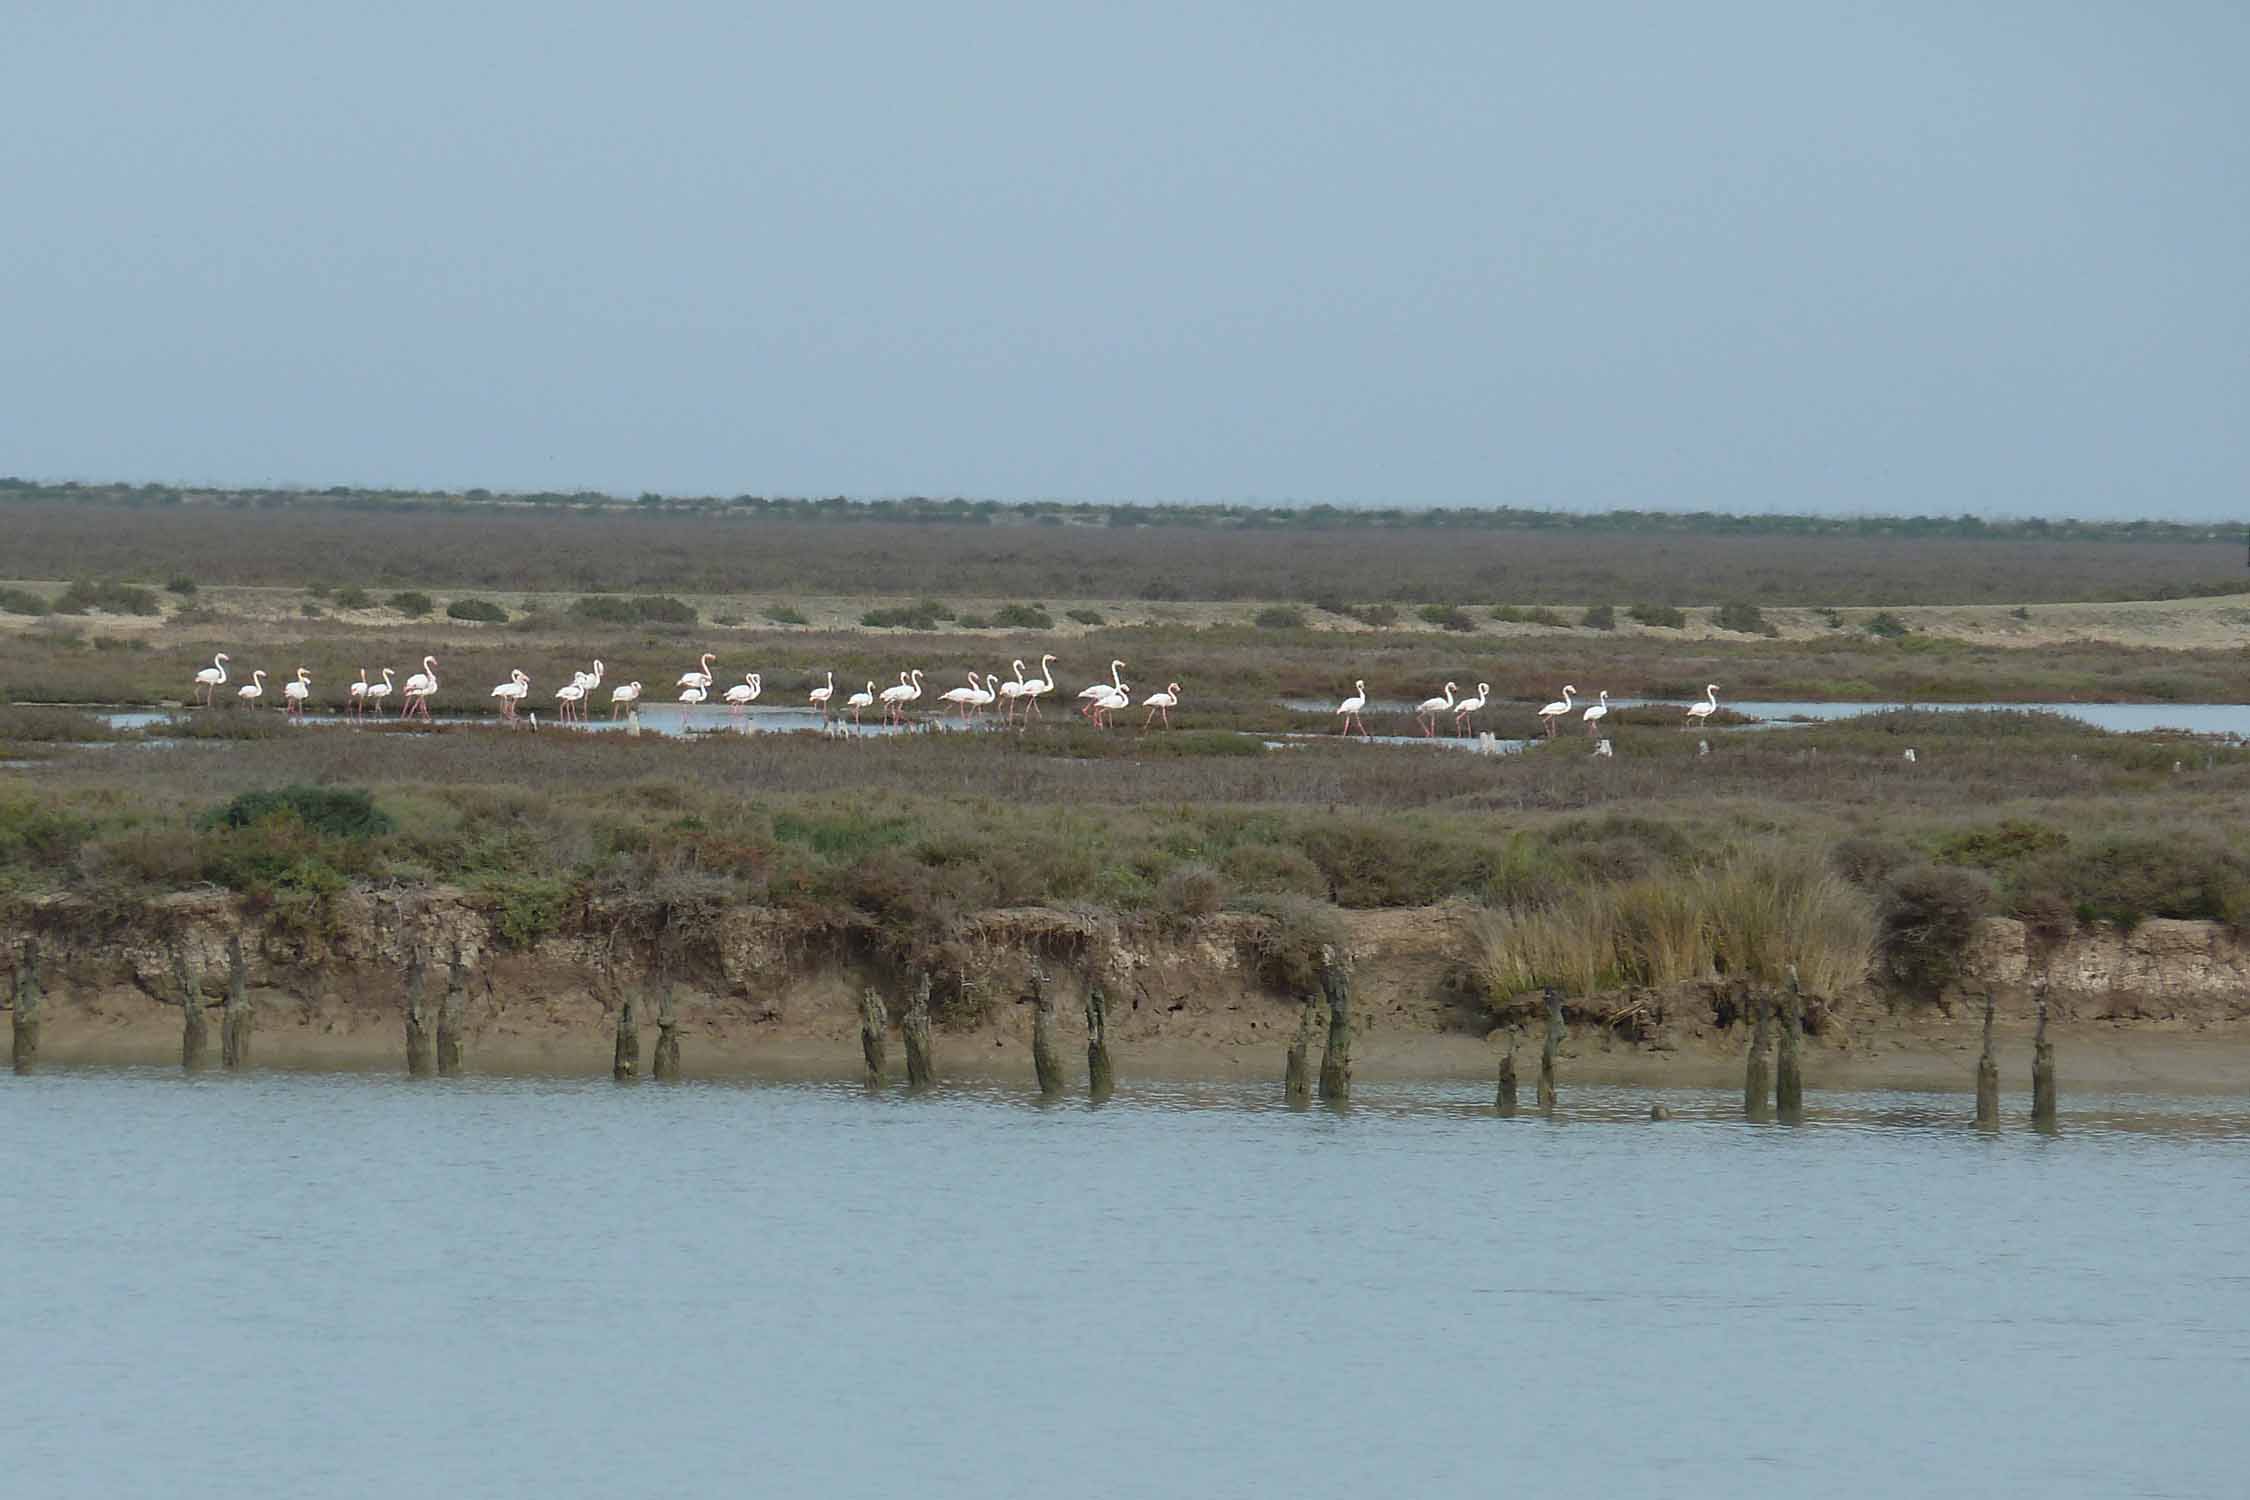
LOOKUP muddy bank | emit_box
[6,896,2248,1086]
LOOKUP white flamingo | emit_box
[364,667,394,717]
[1685,684,1720,730]
[555,679,588,722]
[192,652,230,707]
[400,656,439,721]
[722,673,762,727]
[1018,654,1058,722]
[490,669,528,721]
[347,668,370,718]
[1141,682,1181,729]
[282,667,312,717]
[609,680,643,720]
[878,669,925,727]
[970,673,1000,720]
[1537,685,1577,739]
[1089,681,1130,728]
[1078,660,1127,722]
[678,683,708,715]
[1413,682,1457,738]
[236,669,266,708]
[808,670,835,720]
[995,659,1029,721]
[938,671,986,722]
[845,680,876,725]
[1452,681,1490,735]
[676,653,716,692]
[1581,689,1610,737]
[1335,679,1370,740]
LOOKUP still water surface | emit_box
[7,1070,2247,1498]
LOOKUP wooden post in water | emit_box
[1775,967,1805,1121]
[858,987,888,1087]
[402,945,433,1077]
[1743,992,1773,1120]
[1974,991,2000,1128]
[220,932,252,1069]
[1316,945,1352,1104]
[1537,987,1562,1111]
[436,944,466,1077]
[901,971,935,1090]
[651,971,681,1081]
[612,981,640,1081]
[1283,994,1320,1107]
[10,937,40,1074]
[2031,992,2057,1130]
[1084,972,1115,1103]
[1027,962,1065,1097]
[175,941,208,1071]
[1496,1027,1519,1116]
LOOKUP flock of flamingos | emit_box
[186,651,1725,739]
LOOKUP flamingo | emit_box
[1335,679,1370,740]
[1413,682,1457,738]
[192,653,230,707]
[1581,689,1610,737]
[1089,681,1130,728]
[490,669,528,721]
[236,669,267,708]
[676,653,716,692]
[1018,654,1058,722]
[555,679,587,722]
[1452,681,1490,736]
[1078,660,1127,722]
[722,672,762,727]
[1537,685,1577,739]
[1141,682,1181,729]
[878,669,924,726]
[282,667,312,717]
[970,673,1000,720]
[1685,684,1720,730]
[347,668,370,719]
[678,683,708,716]
[938,671,986,722]
[808,670,835,720]
[995,659,1029,722]
[609,680,643,720]
[364,667,394,717]
[845,680,876,725]
[400,656,438,721]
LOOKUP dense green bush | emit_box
[1711,600,1770,634]
[1490,604,1567,627]
[1628,602,1687,628]
[446,597,509,623]
[388,590,435,618]
[0,587,51,616]
[863,602,946,630]
[1065,607,1105,626]
[1418,603,1476,632]
[571,593,697,625]
[165,575,197,596]
[199,785,394,839]
[992,603,1054,630]
[1581,603,1616,631]
[1862,611,1909,638]
[55,579,160,616]
[1878,863,1992,997]
[333,585,373,609]
[1254,606,1306,630]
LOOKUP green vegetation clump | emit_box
[1582,603,1616,631]
[1254,606,1306,630]
[55,580,161,616]
[446,597,509,624]
[764,604,810,626]
[1418,604,1476,632]
[300,602,324,618]
[862,600,950,629]
[1348,603,1399,627]
[992,603,1054,630]
[1876,864,1992,997]
[571,594,697,626]
[333,585,373,609]
[1863,611,1909,638]
[1629,602,1687,628]
[0,587,51,616]
[1066,607,1105,626]
[1711,600,1772,634]
[954,614,992,629]
[165,575,197,596]
[199,785,393,839]
[389,590,435,618]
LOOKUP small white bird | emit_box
[1594,738,1614,757]
[1685,684,1720,729]
[1904,747,1918,764]
[1336,679,1370,740]
[845,680,877,724]
[1581,689,1610,736]
[1414,682,1457,738]
[192,652,230,707]
[1537,685,1576,738]
[236,669,267,707]
[609,681,643,719]
[808,671,835,719]
[281,667,312,716]
[1141,682,1181,728]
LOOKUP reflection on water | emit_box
[1282,698,2250,735]
[5,1068,2245,1498]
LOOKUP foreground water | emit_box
[7,1070,2247,1498]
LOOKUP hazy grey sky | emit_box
[4,2,2244,516]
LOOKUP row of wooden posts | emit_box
[7,938,2056,1123]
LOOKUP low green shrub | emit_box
[165,575,197,596]
[199,785,394,839]
[446,597,509,624]
[1419,604,1476,632]
[1711,600,1770,634]
[333,585,373,609]
[1862,611,1909,638]
[1065,607,1105,626]
[1628,602,1687,628]
[571,594,697,626]
[764,604,810,626]
[1878,863,1992,997]
[1582,603,1616,631]
[992,603,1054,630]
[1254,606,1306,630]
[389,590,435,618]
[0,587,51,616]
[55,579,161,616]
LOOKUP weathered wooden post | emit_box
[403,945,434,1077]
[858,987,888,1087]
[1316,945,1352,1104]
[1743,991,1773,1120]
[651,972,681,1081]
[611,981,640,1081]
[1537,986,1562,1111]
[1495,1026,1519,1116]
[1775,966,1805,1121]
[220,932,252,1069]
[436,944,467,1076]
[1084,973,1115,1103]
[1283,994,1320,1107]
[2031,991,2057,1130]
[1974,991,2000,1128]
[901,971,935,1089]
[1027,962,1065,1097]
[174,941,208,1071]
[10,937,40,1074]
